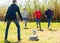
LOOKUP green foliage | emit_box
[0,0,60,21]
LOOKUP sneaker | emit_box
[37,26,39,28]
[39,27,43,31]
[18,38,21,42]
[4,39,7,41]
[4,38,7,41]
[48,28,52,31]
[4,40,10,43]
[40,29,43,31]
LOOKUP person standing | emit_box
[21,8,29,29]
[4,0,23,41]
[33,8,43,31]
[45,7,54,30]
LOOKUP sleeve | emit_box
[45,10,47,15]
[17,6,23,20]
[5,14,7,22]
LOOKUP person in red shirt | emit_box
[33,8,43,31]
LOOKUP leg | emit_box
[47,18,51,29]
[36,19,39,28]
[39,22,43,31]
[39,22,41,29]
[39,20,43,31]
[24,18,28,29]
[37,22,39,28]
[24,20,27,28]
[24,21,28,29]
[13,20,20,40]
[5,20,11,40]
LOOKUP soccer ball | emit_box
[33,29,37,35]
[29,29,39,41]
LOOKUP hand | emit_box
[52,16,54,18]
[45,15,47,18]
[32,16,34,19]
[23,20,25,23]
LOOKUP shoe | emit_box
[4,39,10,43]
[39,27,43,31]
[18,38,21,42]
[40,29,43,31]
[37,26,39,28]
[4,38,7,41]
[49,29,52,31]
[4,39,7,41]
[48,27,52,31]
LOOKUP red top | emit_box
[33,10,42,19]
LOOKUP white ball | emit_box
[33,30,37,35]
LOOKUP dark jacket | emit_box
[5,4,23,21]
[45,9,54,18]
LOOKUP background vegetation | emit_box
[0,0,60,22]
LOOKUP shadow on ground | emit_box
[4,41,20,43]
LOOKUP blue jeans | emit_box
[36,19,41,27]
[47,18,52,28]
[5,20,20,40]
[23,18,28,27]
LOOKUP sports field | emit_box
[0,22,60,43]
